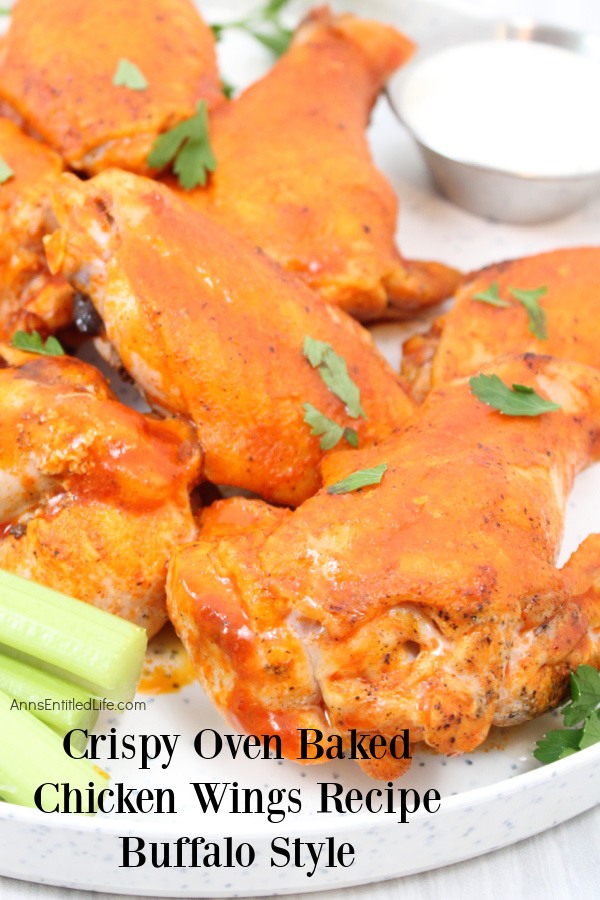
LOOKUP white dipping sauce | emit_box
[399,40,600,177]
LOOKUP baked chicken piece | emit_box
[0,0,223,174]
[0,118,73,339]
[46,169,415,507]
[561,535,600,673]
[0,346,201,636]
[169,7,459,320]
[403,247,600,399]
[167,354,600,778]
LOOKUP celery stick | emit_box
[0,688,109,811]
[0,569,147,701]
[0,651,98,746]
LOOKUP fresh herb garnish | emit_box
[509,286,548,340]
[471,282,548,339]
[147,101,216,190]
[343,428,359,448]
[210,0,294,58]
[11,330,65,357]
[303,403,358,451]
[303,337,366,419]
[0,156,14,184]
[327,463,388,495]
[469,373,560,417]
[533,726,583,763]
[113,58,148,91]
[472,282,511,308]
[221,79,236,100]
[534,666,600,763]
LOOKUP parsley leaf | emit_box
[147,101,216,190]
[11,330,65,357]
[245,25,293,56]
[263,0,291,13]
[469,373,560,416]
[303,404,359,451]
[533,727,584,764]
[472,282,510,308]
[533,666,600,764]
[344,428,359,448]
[562,665,600,726]
[327,463,388,495]
[0,156,14,184]
[471,282,549,339]
[303,337,366,419]
[210,0,294,58]
[221,79,236,100]
[113,58,148,91]
[580,710,600,750]
[303,336,330,368]
[509,286,548,340]
[304,403,341,450]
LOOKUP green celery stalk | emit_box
[0,688,109,811]
[0,651,98,749]
[0,569,147,702]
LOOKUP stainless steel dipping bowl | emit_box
[387,21,600,225]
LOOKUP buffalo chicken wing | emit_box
[0,118,73,339]
[0,348,201,636]
[403,247,600,399]
[171,7,459,320]
[47,169,415,507]
[167,355,600,777]
[0,0,224,173]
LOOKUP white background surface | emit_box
[1,0,599,897]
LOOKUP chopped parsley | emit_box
[11,330,65,357]
[221,79,236,100]
[113,58,148,91]
[0,156,14,184]
[472,282,510,308]
[303,337,365,419]
[327,463,388,495]
[472,281,548,340]
[469,373,560,416]
[211,0,294,58]
[303,404,358,451]
[147,101,216,190]
[509,286,548,340]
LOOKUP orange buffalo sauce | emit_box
[139,623,195,694]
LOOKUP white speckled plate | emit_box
[1,0,600,896]
[0,679,599,896]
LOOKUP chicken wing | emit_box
[46,169,415,507]
[167,354,600,777]
[403,247,600,398]
[0,347,201,636]
[0,118,73,339]
[0,0,223,173]
[169,7,459,320]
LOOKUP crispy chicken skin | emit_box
[0,118,73,339]
[167,355,600,777]
[170,7,459,320]
[47,169,415,507]
[0,348,201,636]
[0,0,223,173]
[403,247,600,398]
[561,535,600,672]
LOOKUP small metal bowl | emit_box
[387,21,600,225]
